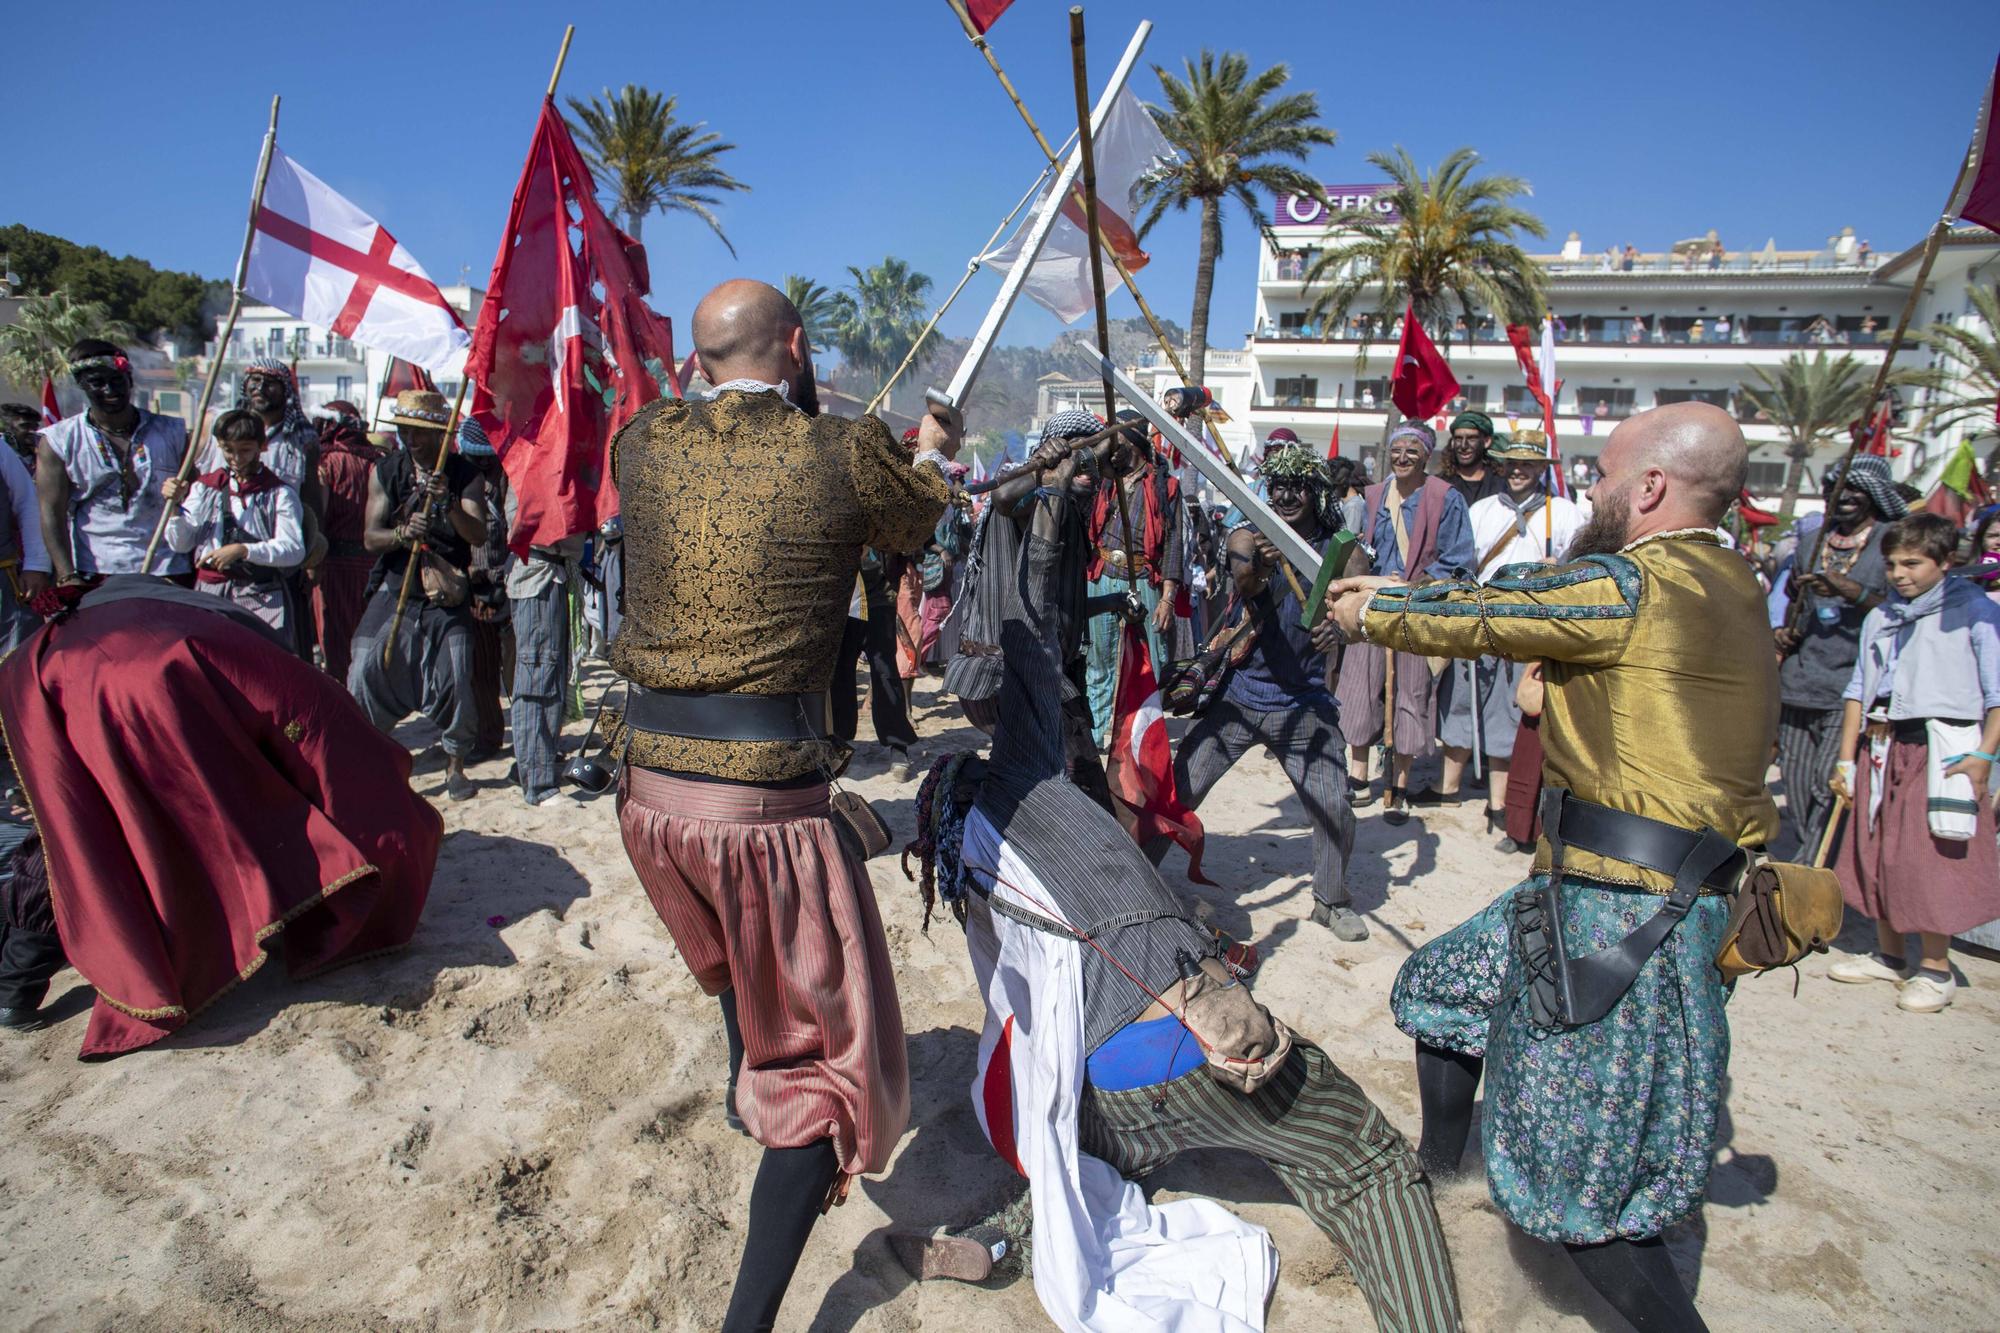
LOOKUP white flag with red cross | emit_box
[244,150,469,372]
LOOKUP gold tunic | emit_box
[608,390,948,781]
[1362,530,1780,891]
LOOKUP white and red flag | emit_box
[39,376,60,427]
[982,86,1177,322]
[1506,321,1570,499]
[465,99,678,557]
[244,150,469,372]
[1105,621,1212,883]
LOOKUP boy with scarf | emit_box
[163,409,306,637]
[1829,512,2000,1014]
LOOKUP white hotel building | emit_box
[1234,185,1997,498]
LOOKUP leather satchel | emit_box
[1715,857,1843,982]
[830,789,892,861]
[1173,956,1294,1095]
[418,550,470,608]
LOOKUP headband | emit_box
[1387,422,1435,455]
[69,354,130,376]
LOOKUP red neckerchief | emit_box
[197,464,282,498]
[1086,459,1179,586]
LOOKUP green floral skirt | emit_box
[1390,874,1732,1244]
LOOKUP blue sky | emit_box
[5,0,1998,360]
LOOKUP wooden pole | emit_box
[1788,136,1979,639]
[142,94,282,572]
[868,150,1072,412]
[382,376,472,670]
[944,0,1222,445]
[547,25,576,99]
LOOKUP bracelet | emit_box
[1946,751,2000,765]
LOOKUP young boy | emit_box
[163,409,305,637]
[1829,512,2000,1013]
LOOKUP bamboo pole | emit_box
[1788,135,1980,639]
[944,0,1221,440]
[141,94,282,572]
[547,25,576,99]
[382,376,472,669]
[864,148,1068,415]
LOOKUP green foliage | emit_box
[1904,284,2000,448]
[1738,350,1874,516]
[782,275,855,355]
[565,85,749,251]
[1135,50,1336,382]
[1302,147,1548,349]
[0,223,224,345]
[831,258,933,403]
[0,290,136,390]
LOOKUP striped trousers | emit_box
[1079,1041,1461,1333]
[1775,704,1842,860]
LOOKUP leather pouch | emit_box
[830,789,892,861]
[419,550,470,608]
[1173,957,1294,1094]
[1716,857,1843,982]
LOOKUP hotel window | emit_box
[156,391,181,413]
[1655,388,1731,410]
[1273,376,1318,408]
[1352,378,1387,408]
[1502,385,1539,415]
[1577,388,1637,419]
[1446,385,1488,411]
[336,375,353,399]
[1278,311,1315,338]
[1745,461,1789,493]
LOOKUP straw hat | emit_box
[386,389,453,430]
[1491,429,1552,464]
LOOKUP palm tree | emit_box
[783,275,854,354]
[1903,283,2000,475]
[833,258,933,405]
[1301,147,1547,354]
[1135,51,1336,385]
[565,85,749,252]
[0,289,135,390]
[1738,350,1875,517]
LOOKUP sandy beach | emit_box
[1,672,1996,1332]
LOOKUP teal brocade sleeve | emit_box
[1362,553,1643,666]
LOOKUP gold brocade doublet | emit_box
[607,390,948,781]
[1363,531,1780,890]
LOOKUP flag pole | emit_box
[1787,125,1981,641]
[382,376,472,670]
[547,24,575,100]
[864,148,1068,416]
[142,94,281,573]
[944,0,1219,430]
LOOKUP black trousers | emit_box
[0,832,65,1012]
[832,571,915,751]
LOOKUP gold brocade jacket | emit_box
[607,390,949,781]
[1363,530,1780,891]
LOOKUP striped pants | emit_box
[1079,1041,1461,1333]
[1775,704,1842,860]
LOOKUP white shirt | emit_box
[0,447,49,572]
[163,472,305,569]
[1467,490,1588,580]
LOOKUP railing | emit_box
[1261,251,1885,283]
[1251,326,1888,349]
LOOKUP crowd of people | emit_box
[2,279,1998,1331]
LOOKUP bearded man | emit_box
[608,279,945,1330]
[346,390,489,802]
[1329,401,1778,1333]
[36,340,191,582]
[1439,410,1506,508]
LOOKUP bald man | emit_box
[607,279,949,1330]
[1327,402,1779,1333]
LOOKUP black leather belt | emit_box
[623,685,831,744]
[1551,793,1746,893]
[1515,788,1748,1032]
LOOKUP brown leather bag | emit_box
[1171,957,1294,1094]
[1715,857,1844,982]
[418,549,470,608]
[830,789,892,861]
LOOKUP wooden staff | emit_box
[381,377,471,669]
[141,94,281,572]
[1788,124,1982,641]
[1814,793,1849,869]
[546,24,575,99]
[944,0,1225,454]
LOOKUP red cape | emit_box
[0,593,441,1057]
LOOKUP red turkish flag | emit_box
[1951,55,2000,234]
[39,376,61,427]
[966,0,1016,33]
[377,357,436,406]
[1105,622,1211,884]
[1390,303,1459,421]
[466,99,678,557]
[1327,419,1341,460]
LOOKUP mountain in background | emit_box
[0,225,228,348]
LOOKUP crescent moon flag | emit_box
[1389,302,1459,420]
[243,150,469,373]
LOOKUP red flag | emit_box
[39,376,61,427]
[467,99,678,558]
[1105,623,1211,884]
[965,0,1016,34]
[1950,55,2000,234]
[1327,419,1341,460]
[378,357,437,404]
[1737,488,1780,527]
[1390,303,1458,421]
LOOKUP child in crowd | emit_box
[163,408,305,637]
[1830,512,2000,1013]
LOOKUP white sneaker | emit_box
[1898,975,1956,1013]
[1827,954,1907,985]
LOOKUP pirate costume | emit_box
[162,458,307,636]
[39,352,191,578]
